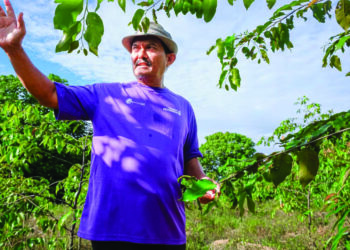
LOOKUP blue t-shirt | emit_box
[54,81,202,244]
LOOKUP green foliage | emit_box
[199,132,256,176]
[132,9,145,31]
[54,0,104,55]
[52,0,350,88]
[199,97,350,248]
[203,0,217,22]
[335,0,350,31]
[0,79,349,247]
[0,74,92,249]
[0,75,90,181]
[207,0,348,90]
[179,176,217,201]
[84,12,104,56]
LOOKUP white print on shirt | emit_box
[163,107,181,116]
[125,98,145,106]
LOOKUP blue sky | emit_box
[0,0,349,153]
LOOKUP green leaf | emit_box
[84,12,104,56]
[182,1,191,14]
[54,0,84,32]
[118,0,126,12]
[341,167,350,187]
[203,0,217,22]
[260,49,270,64]
[132,9,145,30]
[218,70,228,88]
[207,45,216,55]
[56,21,81,52]
[68,40,79,53]
[243,0,255,10]
[138,0,153,7]
[227,0,235,5]
[346,71,350,76]
[216,39,225,61]
[229,68,240,90]
[96,0,104,11]
[247,196,255,213]
[335,0,350,31]
[181,179,216,202]
[57,211,72,233]
[335,35,350,51]
[330,55,342,71]
[174,0,183,15]
[266,0,276,9]
[152,9,158,23]
[141,17,151,33]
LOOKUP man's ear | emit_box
[166,53,176,67]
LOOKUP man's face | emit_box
[131,37,174,84]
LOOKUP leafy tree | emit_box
[0,74,91,249]
[52,0,350,90]
[194,97,350,247]
[0,74,91,182]
[199,132,256,176]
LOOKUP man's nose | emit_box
[137,47,148,58]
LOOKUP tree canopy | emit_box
[199,132,256,176]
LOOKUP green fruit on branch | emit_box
[270,153,293,187]
[297,148,319,188]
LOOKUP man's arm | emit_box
[0,0,58,109]
[184,158,220,204]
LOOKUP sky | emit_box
[0,0,349,154]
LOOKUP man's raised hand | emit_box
[0,0,25,52]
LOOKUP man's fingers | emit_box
[4,0,16,19]
[0,5,6,17]
[17,12,24,30]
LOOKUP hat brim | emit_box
[122,34,178,55]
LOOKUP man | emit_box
[0,0,219,249]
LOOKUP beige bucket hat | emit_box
[122,22,178,54]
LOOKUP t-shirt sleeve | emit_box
[183,104,203,162]
[54,82,98,121]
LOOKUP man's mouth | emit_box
[136,59,151,67]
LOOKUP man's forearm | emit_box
[184,158,207,179]
[7,47,58,109]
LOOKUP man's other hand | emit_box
[198,178,220,204]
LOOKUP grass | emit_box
[186,197,339,250]
[1,197,345,249]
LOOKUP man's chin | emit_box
[134,70,151,78]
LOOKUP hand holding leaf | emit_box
[179,176,220,204]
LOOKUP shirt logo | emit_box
[163,107,181,116]
[126,98,145,106]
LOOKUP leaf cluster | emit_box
[0,74,92,248]
[197,97,350,237]
[199,131,256,176]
